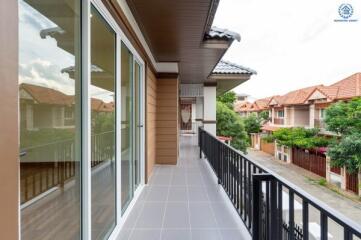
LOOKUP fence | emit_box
[20,131,115,204]
[198,127,361,240]
[292,147,326,177]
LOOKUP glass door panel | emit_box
[19,0,82,239]
[134,62,142,189]
[90,6,116,240]
[121,42,134,212]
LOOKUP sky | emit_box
[213,0,361,100]
[19,1,114,102]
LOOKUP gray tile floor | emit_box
[117,135,249,240]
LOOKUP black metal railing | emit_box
[198,127,361,240]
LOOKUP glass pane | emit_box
[134,62,141,189]
[90,6,116,240]
[19,0,81,239]
[121,42,133,212]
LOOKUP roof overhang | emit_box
[208,73,252,96]
[126,0,239,84]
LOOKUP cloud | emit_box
[19,59,75,95]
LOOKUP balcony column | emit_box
[309,103,315,128]
[195,97,203,133]
[271,108,275,124]
[284,107,288,125]
[203,85,216,135]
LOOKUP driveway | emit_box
[246,148,361,226]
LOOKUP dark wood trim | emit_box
[195,118,203,121]
[0,0,19,238]
[157,72,179,79]
[103,0,157,74]
[203,82,217,87]
[203,120,216,124]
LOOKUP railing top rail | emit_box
[199,127,361,234]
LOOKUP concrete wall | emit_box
[0,0,19,237]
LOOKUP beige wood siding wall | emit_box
[156,78,179,164]
[0,0,19,238]
[146,67,157,182]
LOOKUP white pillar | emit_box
[195,97,203,133]
[309,104,315,128]
[284,107,288,126]
[203,85,216,135]
[271,108,275,124]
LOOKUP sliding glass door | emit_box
[90,5,116,240]
[19,1,144,238]
[19,0,82,239]
[121,43,143,213]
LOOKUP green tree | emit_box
[264,127,330,149]
[243,113,262,134]
[325,98,361,135]
[325,98,361,172]
[259,110,270,121]
[216,101,248,153]
[216,91,236,109]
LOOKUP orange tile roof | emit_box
[281,85,322,105]
[21,83,114,112]
[20,83,73,106]
[234,101,252,112]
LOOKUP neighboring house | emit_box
[250,73,361,195]
[20,83,114,131]
[234,100,252,117]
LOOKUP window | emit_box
[320,109,326,119]
[19,0,82,238]
[277,110,285,118]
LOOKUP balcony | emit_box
[274,118,284,125]
[118,135,250,240]
[117,129,361,240]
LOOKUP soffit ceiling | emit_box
[126,0,234,84]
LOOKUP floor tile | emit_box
[149,174,172,186]
[146,186,169,202]
[191,229,222,240]
[135,202,165,228]
[163,202,190,228]
[211,202,239,229]
[188,186,209,202]
[161,229,191,240]
[189,202,217,228]
[129,229,161,240]
[171,173,187,186]
[219,229,246,240]
[167,186,188,202]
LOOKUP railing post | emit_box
[252,174,262,240]
[252,173,274,240]
[199,127,202,159]
[217,141,221,184]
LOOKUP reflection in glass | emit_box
[90,6,116,240]
[121,42,134,212]
[19,0,81,239]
